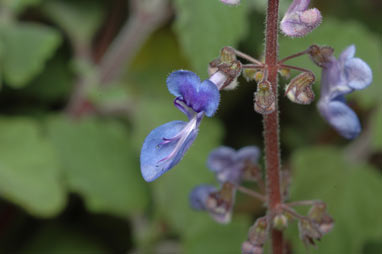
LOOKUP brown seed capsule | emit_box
[254,81,275,114]
[308,45,334,67]
[285,72,315,104]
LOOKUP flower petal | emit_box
[140,120,198,182]
[236,146,261,165]
[166,70,200,98]
[339,45,356,63]
[167,70,220,116]
[191,80,220,117]
[207,146,236,173]
[281,8,322,37]
[220,0,240,5]
[318,99,361,139]
[189,184,217,211]
[344,58,372,90]
[285,0,311,13]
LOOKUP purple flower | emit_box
[140,70,221,182]
[280,0,322,37]
[317,45,372,139]
[189,183,236,224]
[207,146,261,184]
[189,146,261,223]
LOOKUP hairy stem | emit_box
[264,0,283,253]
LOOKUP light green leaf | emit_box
[289,146,382,254]
[46,116,149,218]
[0,117,66,217]
[42,0,104,44]
[173,0,249,78]
[279,18,381,108]
[0,22,61,88]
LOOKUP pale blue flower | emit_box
[317,45,372,139]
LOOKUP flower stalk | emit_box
[264,0,284,253]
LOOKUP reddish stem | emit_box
[264,0,283,253]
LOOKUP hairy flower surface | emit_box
[280,0,322,37]
[317,45,372,139]
[140,70,221,182]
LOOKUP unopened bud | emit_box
[220,46,236,63]
[309,45,334,67]
[278,67,290,79]
[205,182,235,224]
[243,69,257,82]
[254,71,264,83]
[285,72,315,105]
[242,241,263,254]
[273,213,288,231]
[254,81,275,114]
[248,216,268,246]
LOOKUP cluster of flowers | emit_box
[140,0,372,251]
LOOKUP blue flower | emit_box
[140,70,221,182]
[317,45,372,139]
[189,146,261,223]
[207,146,261,184]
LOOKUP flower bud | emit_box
[248,216,268,246]
[254,81,275,114]
[241,241,263,254]
[243,69,257,82]
[205,182,236,224]
[308,45,334,67]
[278,67,290,79]
[285,72,315,105]
[273,213,288,231]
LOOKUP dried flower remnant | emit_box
[285,71,315,104]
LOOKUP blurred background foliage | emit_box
[0,0,381,253]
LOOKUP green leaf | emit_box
[42,0,105,44]
[279,18,381,108]
[371,104,382,151]
[173,0,249,78]
[289,146,382,254]
[0,22,61,88]
[0,117,66,217]
[46,116,149,217]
